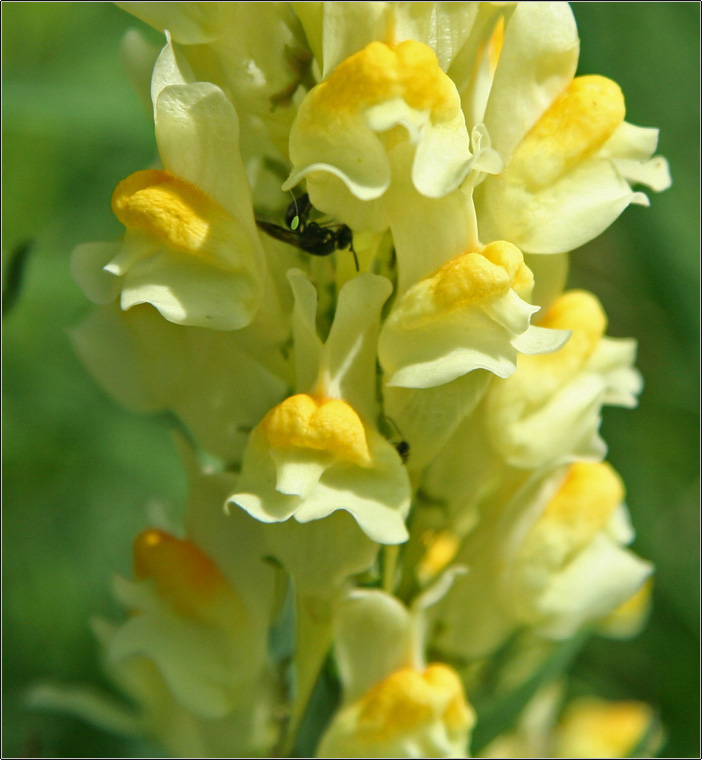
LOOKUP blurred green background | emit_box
[2,3,699,757]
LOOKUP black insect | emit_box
[256,193,359,271]
[384,416,410,464]
[394,439,411,465]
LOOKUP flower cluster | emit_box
[34,3,670,757]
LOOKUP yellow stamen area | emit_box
[538,290,607,375]
[509,75,625,190]
[133,528,240,626]
[418,530,461,584]
[431,241,533,309]
[541,462,625,551]
[112,169,230,262]
[356,664,474,740]
[311,40,457,119]
[261,394,372,466]
[556,697,654,758]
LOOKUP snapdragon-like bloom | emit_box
[414,288,643,542]
[552,697,661,758]
[72,38,272,331]
[376,239,569,472]
[433,461,652,660]
[485,290,643,469]
[283,11,502,294]
[230,269,411,545]
[116,2,307,162]
[471,2,671,254]
[30,471,279,757]
[317,587,475,758]
[479,684,661,759]
[378,240,568,389]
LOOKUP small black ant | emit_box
[256,193,359,271]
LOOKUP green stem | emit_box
[282,593,335,757]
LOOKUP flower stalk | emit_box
[32,3,670,757]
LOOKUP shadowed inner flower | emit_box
[556,698,655,758]
[133,528,242,627]
[537,290,607,377]
[519,462,624,571]
[417,530,461,585]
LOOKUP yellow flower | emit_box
[319,664,474,758]
[282,12,502,295]
[379,240,568,389]
[29,472,279,757]
[472,3,670,253]
[116,2,306,161]
[72,42,268,331]
[485,290,643,469]
[479,685,661,758]
[434,461,652,660]
[230,270,411,545]
[317,588,475,758]
[554,697,662,758]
